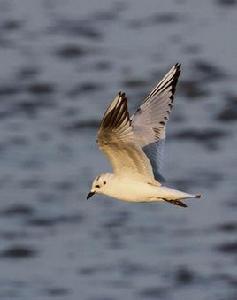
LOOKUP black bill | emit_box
[87,191,95,200]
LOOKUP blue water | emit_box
[0,0,237,299]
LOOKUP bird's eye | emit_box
[95,185,100,188]
[104,181,106,185]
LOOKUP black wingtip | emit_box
[118,91,127,102]
[101,90,129,129]
[173,63,181,78]
[174,63,181,75]
[167,63,181,103]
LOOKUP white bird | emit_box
[87,64,201,207]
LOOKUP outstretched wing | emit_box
[131,63,181,182]
[97,92,157,183]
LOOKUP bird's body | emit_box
[87,63,201,207]
[95,173,198,204]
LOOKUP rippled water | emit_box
[0,0,237,299]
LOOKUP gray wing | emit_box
[97,92,156,182]
[131,63,181,182]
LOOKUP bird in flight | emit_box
[87,64,201,207]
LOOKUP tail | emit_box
[164,193,201,208]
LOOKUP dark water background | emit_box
[0,0,237,299]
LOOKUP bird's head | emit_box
[87,173,113,200]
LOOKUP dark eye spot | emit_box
[104,181,106,185]
[95,185,100,188]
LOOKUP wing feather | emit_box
[97,92,156,182]
[132,63,181,181]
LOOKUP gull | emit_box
[87,64,201,207]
